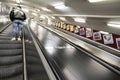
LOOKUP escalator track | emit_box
[0,41,23,80]
[0,24,51,80]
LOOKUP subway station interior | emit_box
[0,0,120,80]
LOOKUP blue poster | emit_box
[79,28,85,35]
[93,32,101,40]
[103,34,114,44]
[74,26,80,33]
[116,38,120,49]
[86,28,92,37]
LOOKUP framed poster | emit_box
[93,32,101,40]
[58,22,61,28]
[116,38,120,49]
[103,34,114,44]
[86,28,92,37]
[79,28,85,35]
[60,22,64,28]
[63,24,66,29]
[66,25,70,31]
[70,25,74,32]
[74,26,80,33]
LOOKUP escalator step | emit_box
[0,44,22,49]
[28,73,49,80]
[0,36,11,40]
[0,40,22,44]
[0,49,22,56]
[0,55,22,65]
[0,63,23,78]
[3,74,23,80]
[27,65,49,80]
[27,64,47,74]
[25,45,36,51]
[26,56,42,64]
[26,50,39,58]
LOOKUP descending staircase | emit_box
[0,39,50,80]
[0,39,23,80]
[0,24,50,80]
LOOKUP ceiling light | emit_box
[22,8,29,12]
[99,31,109,34]
[107,21,120,28]
[53,2,68,9]
[88,0,105,3]
[60,17,66,21]
[51,16,55,19]
[74,18,86,23]
[40,15,46,19]
[41,7,51,12]
[35,9,41,12]
[107,23,120,28]
[16,0,21,3]
[32,12,37,16]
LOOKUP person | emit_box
[9,7,15,22]
[9,6,26,41]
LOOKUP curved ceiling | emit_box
[1,0,120,16]
[0,0,120,34]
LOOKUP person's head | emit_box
[12,7,15,10]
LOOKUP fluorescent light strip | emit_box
[60,17,66,21]
[53,2,68,9]
[22,8,29,12]
[99,31,109,34]
[88,0,105,3]
[74,18,86,23]
[107,23,120,28]
[51,16,55,19]
[32,12,37,16]
[16,0,21,3]
[54,5,68,9]
[41,7,51,12]
[40,15,46,19]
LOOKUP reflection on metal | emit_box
[28,26,57,80]
[40,23,120,74]
[88,0,105,3]
[22,29,27,80]
[45,46,56,55]
[63,66,84,80]
[89,59,109,74]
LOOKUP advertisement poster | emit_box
[63,24,66,29]
[74,26,80,33]
[61,22,64,28]
[116,38,120,49]
[79,28,85,35]
[93,32,101,40]
[86,28,92,37]
[66,25,70,31]
[70,25,74,32]
[58,23,61,28]
[103,34,114,44]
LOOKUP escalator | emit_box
[25,42,50,80]
[0,24,51,80]
[0,24,23,80]
[31,24,120,80]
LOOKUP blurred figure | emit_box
[9,6,26,41]
[9,7,15,22]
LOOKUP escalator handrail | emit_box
[39,23,120,75]
[26,22,57,80]
[0,22,11,33]
[22,27,28,80]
